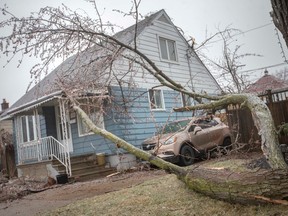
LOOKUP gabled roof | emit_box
[114,9,165,44]
[0,9,169,119]
[245,70,288,94]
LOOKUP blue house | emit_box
[0,10,221,181]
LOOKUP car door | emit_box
[206,120,226,147]
[188,121,211,150]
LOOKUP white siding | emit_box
[108,17,221,96]
[137,19,220,94]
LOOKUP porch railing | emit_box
[18,136,72,176]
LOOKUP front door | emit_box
[55,106,73,152]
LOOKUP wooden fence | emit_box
[227,89,288,144]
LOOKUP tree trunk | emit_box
[271,0,288,48]
[180,161,288,205]
[72,96,288,205]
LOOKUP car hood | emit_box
[142,133,175,145]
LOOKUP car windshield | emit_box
[157,119,190,134]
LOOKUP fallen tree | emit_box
[73,93,288,205]
[1,0,288,205]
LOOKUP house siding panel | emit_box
[108,86,191,147]
[107,17,221,96]
[69,122,118,156]
[135,19,221,95]
[68,85,192,155]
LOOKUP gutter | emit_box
[0,91,63,121]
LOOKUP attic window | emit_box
[157,14,170,24]
[159,37,177,62]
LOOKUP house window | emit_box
[77,104,104,136]
[149,89,165,110]
[159,37,177,61]
[181,93,194,107]
[20,115,36,143]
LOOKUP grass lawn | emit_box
[41,174,288,216]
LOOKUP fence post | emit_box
[266,89,273,103]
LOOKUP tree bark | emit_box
[73,96,288,205]
[180,162,288,205]
[271,0,288,48]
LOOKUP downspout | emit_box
[34,109,41,161]
[186,48,197,116]
[186,49,196,96]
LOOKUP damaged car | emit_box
[142,116,232,166]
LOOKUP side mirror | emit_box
[194,126,202,135]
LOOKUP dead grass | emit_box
[41,174,288,216]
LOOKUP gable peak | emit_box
[157,13,170,24]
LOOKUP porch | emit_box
[17,151,116,182]
[14,97,117,181]
[17,136,72,176]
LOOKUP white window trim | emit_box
[148,89,166,111]
[181,92,194,107]
[77,108,105,137]
[20,115,37,143]
[157,35,178,63]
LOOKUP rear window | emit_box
[158,119,190,134]
[194,119,219,128]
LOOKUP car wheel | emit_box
[221,137,232,154]
[179,145,195,166]
[222,137,232,147]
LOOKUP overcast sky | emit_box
[0,0,287,105]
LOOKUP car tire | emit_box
[222,137,232,147]
[179,145,195,166]
[220,137,232,154]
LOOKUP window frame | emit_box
[148,89,165,111]
[77,103,105,137]
[158,36,178,62]
[181,93,194,107]
[20,115,37,143]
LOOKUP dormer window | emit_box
[159,37,177,62]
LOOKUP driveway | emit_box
[0,170,166,216]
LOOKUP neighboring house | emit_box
[0,99,16,178]
[0,99,12,134]
[0,10,222,180]
[233,70,288,145]
[245,69,288,98]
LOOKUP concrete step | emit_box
[51,154,96,166]
[70,154,96,163]
[72,167,116,182]
[52,153,115,182]
[71,164,108,176]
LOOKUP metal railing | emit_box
[18,136,71,176]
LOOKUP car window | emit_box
[207,120,219,127]
[158,119,190,134]
[188,125,196,132]
[194,119,219,129]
